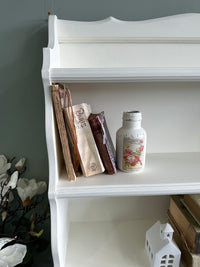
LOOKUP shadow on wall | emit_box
[0,20,49,179]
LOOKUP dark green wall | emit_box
[1,0,200,180]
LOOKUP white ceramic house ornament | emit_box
[145,221,181,267]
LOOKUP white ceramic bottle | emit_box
[116,111,147,173]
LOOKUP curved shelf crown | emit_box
[42,13,200,82]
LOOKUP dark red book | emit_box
[89,112,116,174]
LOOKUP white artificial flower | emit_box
[0,155,11,175]
[15,158,26,170]
[17,178,47,202]
[7,171,18,189]
[0,238,27,267]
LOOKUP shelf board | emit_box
[50,67,200,83]
[56,152,200,198]
[65,219,184,267]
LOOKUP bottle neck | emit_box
[123,120,141,129]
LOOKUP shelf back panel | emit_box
[59,43,200,69]
[66,82,200,154]
[68,196,169,222]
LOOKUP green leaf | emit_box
[30,229,44,238]
[2,211,7,221]
[21,248,32,265]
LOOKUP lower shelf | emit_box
[65,219,186,267]
[65,219,159,267]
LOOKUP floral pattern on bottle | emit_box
[123,137,145,171]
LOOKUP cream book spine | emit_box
[70,103,105,177]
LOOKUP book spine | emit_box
[89,113,116,174]
[184,194,200,224]
[51,85,76,181]
[169,196,200,253]
[72,104,105,177]
[63,108,80,174]
[168,214,200,267]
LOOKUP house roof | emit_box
[160,223,173,233]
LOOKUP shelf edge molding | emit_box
[55,183,200,198]
[51,67,200,82]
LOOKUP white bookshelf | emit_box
[42,14,200,267]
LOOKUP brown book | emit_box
[63,108,80,174]
[51,85,76,181]
[168,213,200,267]
[89,112,116,174]
[184,194,200,224]
[169,195,200,254]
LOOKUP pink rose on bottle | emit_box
[125,148,133,156]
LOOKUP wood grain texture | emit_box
[51,85,76,181]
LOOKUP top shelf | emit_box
[50,67,200,83]
[42,14,200,82]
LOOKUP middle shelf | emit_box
[56,152,200,198]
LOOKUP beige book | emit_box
[66,103,105,177]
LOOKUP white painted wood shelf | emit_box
[42,13,200,267]
[51,67,200,83]
[57,152,200,198]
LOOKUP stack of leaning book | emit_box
[168,194,200,267]
[51,84,117,181]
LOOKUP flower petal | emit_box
[15,158,26,170]
[17,178,28,189]
[0,259,8,267]
[0,243,27,267]
[17,178,47,203]
[0,155,11,175]
[17,187,26,202]
[37,182,47,195]
[7,171,18,189]
[0,155,7,169]
[0,163,11,175]
[0,238,14,250]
